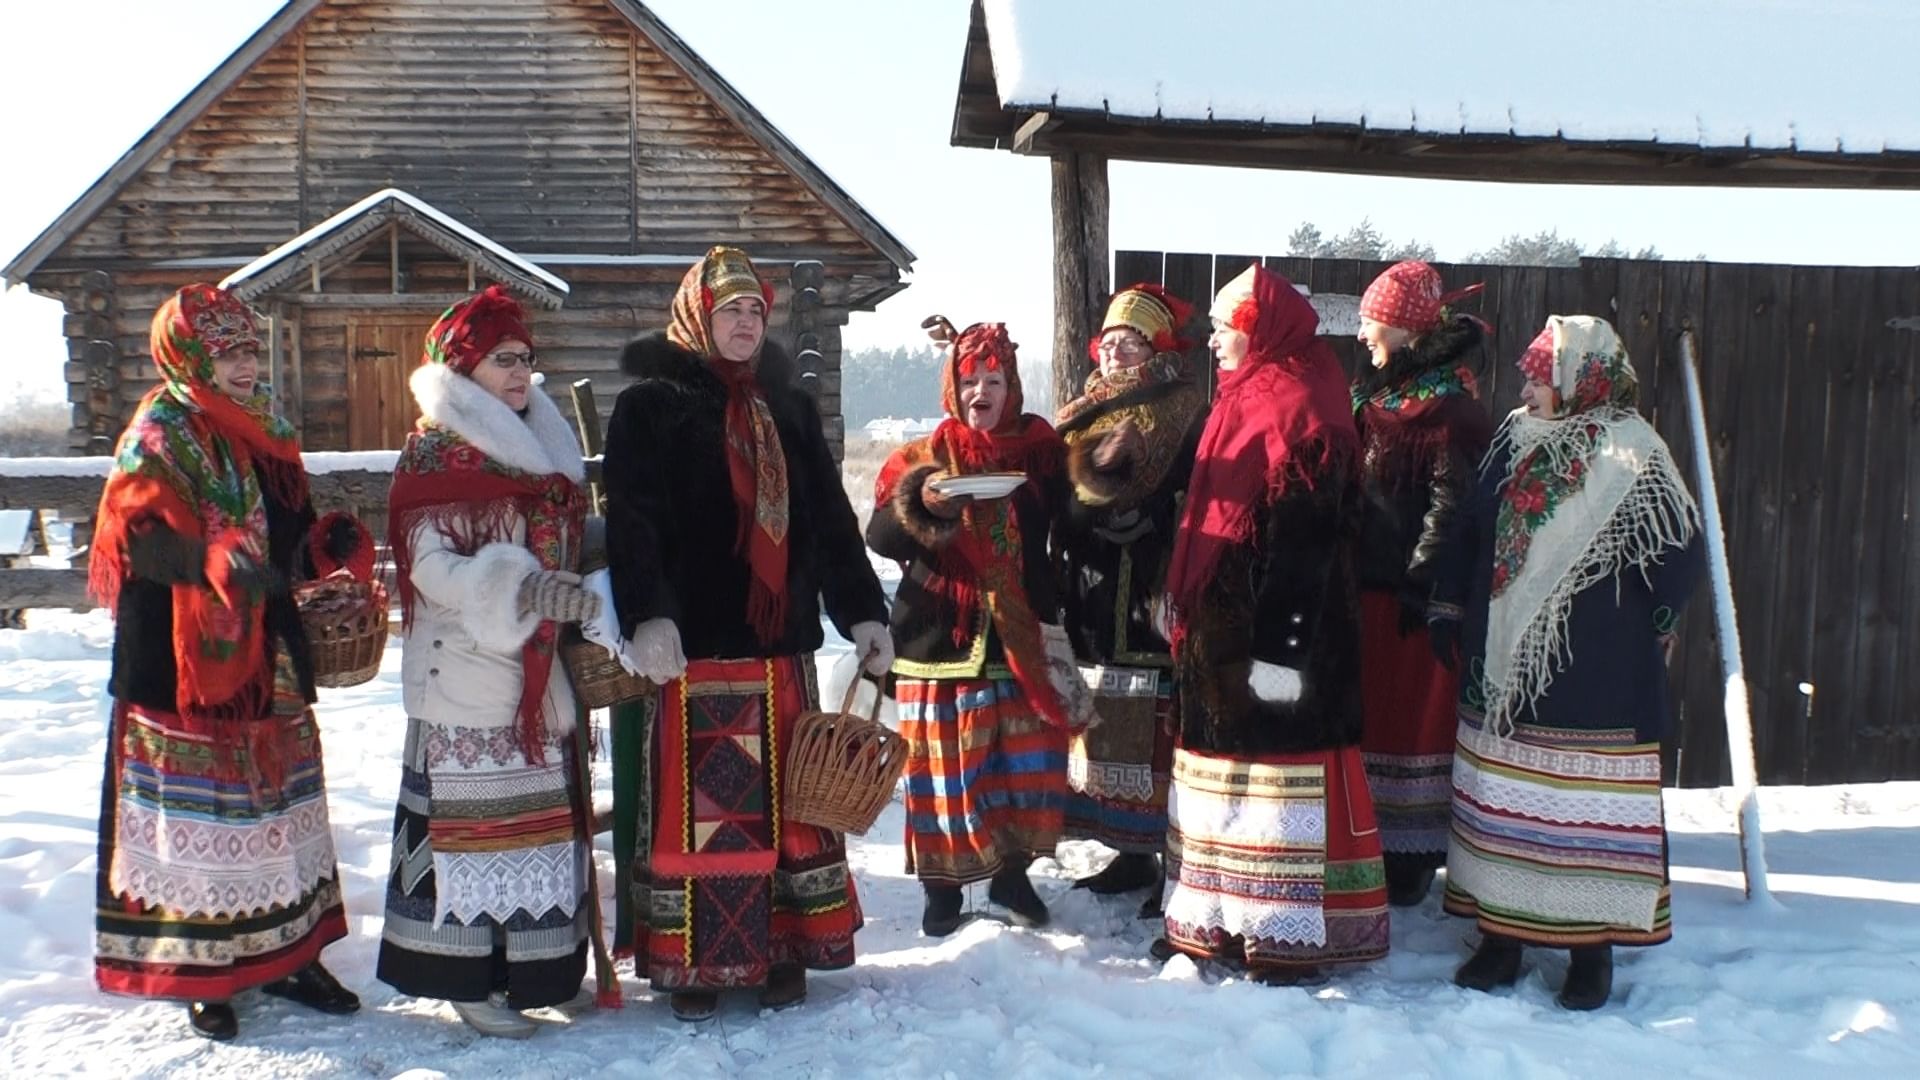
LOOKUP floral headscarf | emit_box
[1480,316,1698,732]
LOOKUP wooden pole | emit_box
[1050,152,1110,411]
[1679,329,1773,905]
[569,379,606,515]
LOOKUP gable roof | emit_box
[953,0,1920,188]
[4,0,914,286]
[219,188,570,308]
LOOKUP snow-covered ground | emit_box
[1,607,1916,1078]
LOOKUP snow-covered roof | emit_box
[220,188,570,309]
[957,0,1920,185]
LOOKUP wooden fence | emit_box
[1117,250,1920,788]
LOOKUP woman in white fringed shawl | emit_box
[1429,315,1703,1011]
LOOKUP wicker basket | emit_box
[295,574,390,689]
[560,627,654,710]
[784,675,906,835]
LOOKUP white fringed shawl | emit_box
[1483,316,1699,734]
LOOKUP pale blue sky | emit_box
[4,0,1918,407]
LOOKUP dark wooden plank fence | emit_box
[1119,249,1920,787]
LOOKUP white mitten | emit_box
[578,569,641,676]
[1248,660,1303,704]
[849,621,895,676]
[631,617,688,684]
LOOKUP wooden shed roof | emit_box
[952,0,1920,189]
[4,0,915,286]
[219,188,570,309]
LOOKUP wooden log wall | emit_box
[52,0,882,265]
[32,250,885,464]
[1119,249,1920,788]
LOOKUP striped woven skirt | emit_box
[1444,712,1671,947]
[897,674,1069,885]
[95,697,347,1002]
[1163,745,1390,971]
[632,655,861,991]
[1358,591,1461,865]
[1063,664,1176,854]
[376,716,589,1009]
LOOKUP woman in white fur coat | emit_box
[375,287,602,1039]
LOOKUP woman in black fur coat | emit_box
[1350,261,1494,907]
[1156,264,1388,983]
[602,247,891,1023]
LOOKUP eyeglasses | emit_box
[1097,337,1150,356]
[489,350,537,371]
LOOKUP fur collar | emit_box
[1353,314,1486,403]
[409,364,586,481]
[619,331,801,398]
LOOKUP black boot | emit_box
[1072,852,1159,895]
[987,861,1051,929]
[1557,944,1614,1011]
[262,960,362,1015]
[670,990,719,1023]
[1383,858,1437,908]
[188,1001,238,1041]
[921,882,970,938]
[1454,933,1524,992]
[758,962,807,1011]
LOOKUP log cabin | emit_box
[4,0,914,459]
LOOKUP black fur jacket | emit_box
[603,332,887,659]
[1352,315,1494,608]
[1177,438,1365,757]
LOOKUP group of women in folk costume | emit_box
[89,250,1701,1044]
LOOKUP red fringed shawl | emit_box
[90,284,309,730]
[1166,267,1358,641]
[875,414,1069,726]
[388,425,587,764]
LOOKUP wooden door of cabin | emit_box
[346,316,434,451]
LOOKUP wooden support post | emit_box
[1050,152,1110,410]
[569,379,606,515]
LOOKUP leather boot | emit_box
[187,1001,238,1041]
[921,882,969,938]
[758,962,807,1011]
[1383,858,1437,908]
[1072,852,1159,895]
[262,960,362,1015]
[670,990,719,1023]
[1557,944,1614,1011]
[1454,933,1524,992]
[987,861,1051,929]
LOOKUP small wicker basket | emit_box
[784,675,906,835]
[295,574,390,689]
[560,627,654,710]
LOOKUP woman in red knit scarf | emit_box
[868,318,1076,938]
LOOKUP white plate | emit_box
[928,472,1028,499]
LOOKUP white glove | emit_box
[849,621,894,677]
[1248,660,1303,704]
[578,570,643,677]
[630,617,688,684]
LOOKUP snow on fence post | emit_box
[1679,330,1773,905]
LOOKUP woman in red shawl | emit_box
[867,319,1073,939]
[1157,265,1389,984]
[91,284,364,1041]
